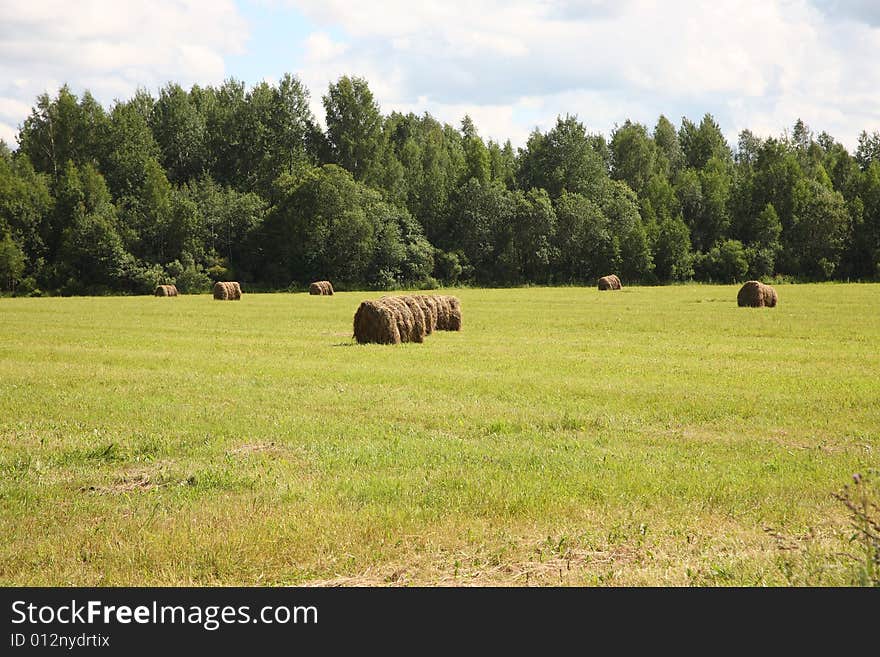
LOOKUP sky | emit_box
[1,0,880,151]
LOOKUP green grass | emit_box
[1,284,878,585]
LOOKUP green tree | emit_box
[150,83,208,183]
[693,156,733,251]
[260,165,428,288]
[0,232,25,291]
[0,153,52,275]
[18,86,109,179]
[268,74,316,177]
[182,176,267,278]
[856,131,880,170]
[653,114,683,177]
[383,113,464,246]
[447,178,516,282]
[102,98,163,199]
[52,162,132,292]
[697,239,749,282]
[203,79,247,188]
[598,179,653,281]
[517,115,607,199]
[653,215,693,282]
[610,120,657,196]
[488,140,516,188]
[552,191,616,282]
[460,116,490,185]
[848,161,880,277]
[640,173,680,227]
[784,179,850,278]
[511,188,557,283]
[323,76,384,184]
[679,113,731,170]
[742,202,782,278]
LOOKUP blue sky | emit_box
[225,2,321,85]
[2,0,880,150]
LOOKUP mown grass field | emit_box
[1,284,878,586]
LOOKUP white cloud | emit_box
[284,0,880,150]
[2,0,879,153]
[0,0,247,144]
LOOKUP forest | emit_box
[1,73,879,295]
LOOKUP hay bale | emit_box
[737,281,761,306]
[421,295,439,333]
[433,295,450,329]
[353,299,401,344]
[430,294,461,331]
[213,281,242,301]
[400,296,429,340]
[380,296,425,343]
[352,293,461,344]
[598,275,621,291]
[410,295,435,334]
[213,281,228,300]
[309,281,334,295]
[154,284,178,297]
[737,280,777,308]
[439,295,462,330]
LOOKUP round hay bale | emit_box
[213,281,229,300]
[353,299,401,344]
[433,294,451,330]
[213,281,241,301]
[737,280,776,308]
[598,275,621,291]
[309,281,334,295]
[422,295,439,333]
[440,295,462,330]
[410,295,435,334]
[430,295,461,331]
[400,296,428,340]
[380,296,424,343]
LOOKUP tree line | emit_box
[1,73,879,295]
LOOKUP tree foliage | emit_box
[2,82,878,296]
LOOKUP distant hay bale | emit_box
[309,281,334,295]
[737,280,777,308]
[213,281,242,301]
[154,284,178,297]
[598,274,622,291]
